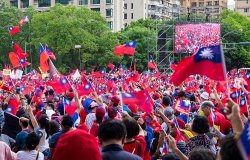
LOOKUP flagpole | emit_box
[220,45,230,98]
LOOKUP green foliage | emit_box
[220,10,250,70]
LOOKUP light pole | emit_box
[75,45,81,70]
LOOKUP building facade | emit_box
[10,0,181,31]
[180,0,227,18]
[235,0,250,18]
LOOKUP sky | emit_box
[228,0,235,5]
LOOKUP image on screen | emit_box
[174,23,221,54]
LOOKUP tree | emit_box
[220,10,250,70]
[30,4,120,72]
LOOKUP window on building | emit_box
[79,0,88,5]
[38,0,51,7]
[106,0,112,4]
[124,13,127,19]
[106,9,113,17]
[214,1,219,5]
[131,13,134,19]
[191,2,196,7]
[10,0,18,7]
[56,0,70,5]
[124,3,127,9]
[91,0,100,5]
[124,23,128,27]
[131,3,133,9]
[20,0,29,8]
[199,2,204,7]
[91,8,100,12]
[244,8,249,12]
[108,21,113,30]
[207,1,212,6]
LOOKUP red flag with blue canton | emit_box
[238,119,250,160]
[63,98,77,116]
[170,45,225,86]
[8,26,20,35]
[12,41,28,59]
[148,60,157,69]
[134,90,154,114]
[39,44,50,73]
[77,82,94,96]
[45,44,56,60]
[122,93,139,105]
[114,41,136,56]
[174,100,191,115]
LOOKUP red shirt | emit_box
[208,111,232,133]
[90,122,99,137]
[123,135,146,159]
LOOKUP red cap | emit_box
[152,93,160,100]
[110,96,120,104]
[52,129,101,160]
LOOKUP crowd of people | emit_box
[0,67,249,160]
[175,23,221,53]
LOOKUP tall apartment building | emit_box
[148,0,181,19]
[10,0,181,31]
[235,0,250,18]
[180,0,228,18]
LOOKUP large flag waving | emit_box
[114,41,136,56]
[8,26,20,35]
[170,45,225,86]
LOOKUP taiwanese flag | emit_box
[174,100,191,115]
[63,98,77,116]
[20,85,34,95]
[12,42,28,59]
[6,98,20,115]
[238,119,250,160]
[239,97,248,114]
[92,70,106,78]
[170,45,226,86]
[244,71,250,91]
[114,41,136,56]
[20,58,31,67]
[9,52,20,68]
[125,71,139,83]
[122,93,139,105]
[77,82,94,96]
[45,44,56,60]
[134,90,154,114]
[39,44,50,73]
[19,16,29,26]
[8,26,20,35]
[148,60,157,69]
[108,63,115,70]
[59,77,71,91]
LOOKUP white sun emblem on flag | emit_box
[200,48,214,59]
[129,42,134,46]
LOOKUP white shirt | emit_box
[17,150,44,160]
[35,128,49,152]
[46,109,55,120]
[85,113,96,129]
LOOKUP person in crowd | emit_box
[98,119,142,160]
[49,115,73,158]
[201,101,232,134]
[52,128,101,160]
[90,106,106,137]
[122,117,146,158]
[184,116,212,156]
[28,105,50,158]
[16,132,44,160]
[15,116,30,152]
[0,141,16,160]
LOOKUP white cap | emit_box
[200,92,209,100]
